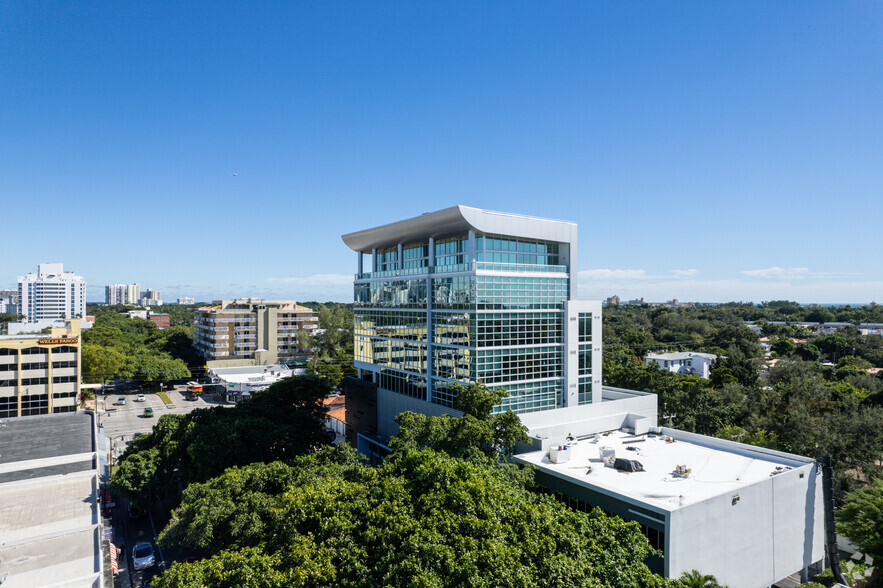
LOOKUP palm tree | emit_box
[679,569,727,588]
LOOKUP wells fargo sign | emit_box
[37,338,79,345]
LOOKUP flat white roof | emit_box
[645,352,717,361]
[209,364,292,385]
[515,429,812,511]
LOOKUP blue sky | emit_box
[2,2,881,304]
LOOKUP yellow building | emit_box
[0,320,81,418]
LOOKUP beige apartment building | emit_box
[0,320,81,418]
[194,299,318,367]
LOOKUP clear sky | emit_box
[2,2,881,304]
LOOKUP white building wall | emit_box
[668,463,823,588]
[519,388,657,450]
[18,263,86,322]
[563,300,603,406]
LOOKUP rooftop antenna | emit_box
[662,402,676,427]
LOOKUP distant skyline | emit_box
[3,2,881,304]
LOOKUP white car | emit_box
[117,397,126,406]
[136,394,146,402]
[132,541,155,570]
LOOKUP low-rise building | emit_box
[207,364,296,401]
[148,313,170,329]
[195,299,318,367]
[0,320,81,418]
[0,411,106,586]
[513,424,824,587]
[859,323,883,336]
[177,297,195,305]
[644,351,717,379]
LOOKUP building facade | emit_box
[194,299,318,367]
[0,319,81,418]
[342,205,602,420]
[644,351,717,379]
[139,289,162,307]
[105,283,140,305]
[17,263,87,322]
[148,313,170,329]
[0,289,18,315]
[177,297,195,305]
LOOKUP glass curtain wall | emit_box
[354,233,570,414]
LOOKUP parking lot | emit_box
[99,386,228,451]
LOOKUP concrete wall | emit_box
[519,388,657,450]
[668,463,823,587]
[376,387,462,438]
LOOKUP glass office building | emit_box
[343,206,601,416]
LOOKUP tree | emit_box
[111,375,331,506]
[81,343,130,383]
[132,353,191,386]
[157,445,674,588]
[679,569,727,588]
[391,381,530,459]
[837,478,883,562]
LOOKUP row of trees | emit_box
[81,309,196,386]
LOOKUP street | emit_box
[100,386,228,587]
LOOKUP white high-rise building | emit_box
[139,289,162,307]
[105,283,141,305]
[17,263,87,322]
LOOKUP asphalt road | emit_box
[103,386,225,587]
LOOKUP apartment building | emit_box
[139,289,162,307]
[105,283,140,305]
[17,263,86,322]
[194,299,318,367]
[0,319,81,418]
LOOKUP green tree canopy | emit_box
[110,375,331,506]
[156,445,674,588]
[837,478,883,562]
[390,381,530,459]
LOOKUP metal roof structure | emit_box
[341,205,577,253]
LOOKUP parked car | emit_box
[136,394,146,402]
[143,407,154,418]
[132,542,155,570]
[117,397,126,406]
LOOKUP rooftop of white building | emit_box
[514,428,814,512]
[208,364,293,385]
[645,351,717,361]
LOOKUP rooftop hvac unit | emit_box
[674,464,692,477]
[599,446,615,463]
[549,445,571,464]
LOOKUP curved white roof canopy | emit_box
[341,205,577,253]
